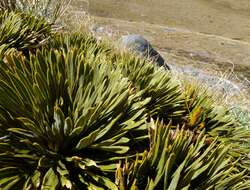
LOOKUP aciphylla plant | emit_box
[116,121,250,190]
[111,45,250,177]
[0,0,71,23]
[182,84,250,174]
[182,84,235,136]
[0,11,52,55]
[114,52,185,121]
[0,43,152,189]
[46,34,185,122]
[0,7,250,189]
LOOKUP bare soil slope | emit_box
[89,0,250,42]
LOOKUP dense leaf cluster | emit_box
[0,0,71,22]
[0,11,249,189]
[0,10,52,56]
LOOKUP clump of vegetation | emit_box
[0,10,52,55]
[0,4,249,190]
[116,122,248,189]
[0,0,71,23]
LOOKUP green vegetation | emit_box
[0,5,249,190]
[0,10,52,55]
[0,0,71,22]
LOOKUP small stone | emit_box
[163,27,176,33]
[91,26,105,33]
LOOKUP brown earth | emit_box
[88,0,250,42]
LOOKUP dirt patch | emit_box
[88,0,250,42]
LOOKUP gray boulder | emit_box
[120,34,170,70]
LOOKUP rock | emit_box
[90,25,113,38]
[163,27,176,33]
[92,26,105,33]
[120,34,170,70]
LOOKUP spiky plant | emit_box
[114,52,185,121]
[0,41,154,189]
[181,84,234,135]
[46,34,185,122]
[0,0,16,10]
[116,121,250,189]
[182,84,250,173]
[0,0,71,23]
[0,11,52,54]
[45,33,250,175]
[0,8,249,188]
